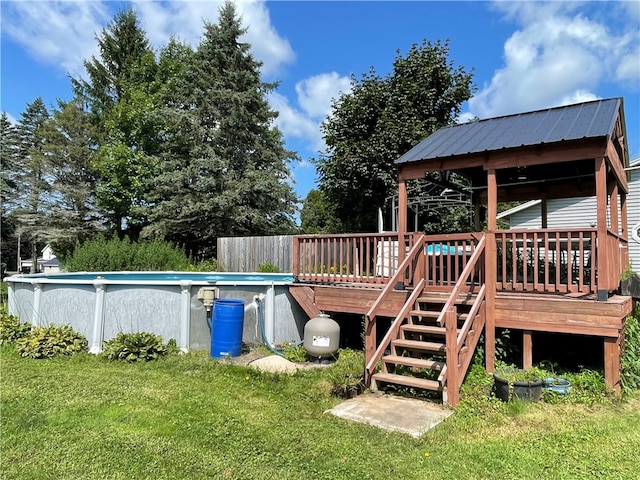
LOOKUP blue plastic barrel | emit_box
[211,299,244,358]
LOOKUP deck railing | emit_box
[293,228,626,295]
[600,229,629,293]
[420,234,485,291]
[495,228,597,294]
[292,233,420,284]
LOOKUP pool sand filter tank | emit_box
[303,313,340,362]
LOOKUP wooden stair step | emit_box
[382,355,445,371]
[392,338,446,353]
[417,293,477,305]
[409,310,468,321]
[401,324,448,335]
[409,309,440,318]
[373,372,442,392]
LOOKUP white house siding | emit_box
[627,163,640,272]
[504,159,640,275]
[508,197,599,229]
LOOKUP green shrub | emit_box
[0,308,32,345]
[621,304,640,394]
[282,342,307,363]
[190,258,223,272]
[257,262,280,273]
[101,332,172,362]
[63,236,192,272]
[16,324,88,359]
[328,348,364,398]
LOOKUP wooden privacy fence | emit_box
[217,235,293,272]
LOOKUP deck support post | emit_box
[364,314,375,386]
[523,330,533,369]
[604,334,622,393]
[445,307,459,407]
[484,169,497,372]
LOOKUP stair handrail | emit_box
[365,278,426,383]
[364,234,425,386]
[365,234,426,322]
[435,234,486,327]
[436,234,486,407]
[456,283,486,351]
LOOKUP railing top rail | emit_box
[294,232,410,240]
[422,232,480,242]
[495,227,598,234]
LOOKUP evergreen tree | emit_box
[72,8,159,239]
[315,40,474,232]
[12,98,51,272]
[1,112,19,271]
[1,112,18,209]
[40,99,104,257]
[148,2,298,258]
[300,189,341,234]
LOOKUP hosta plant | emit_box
[0,308,32,345]
[16,323,88,359]
[101,332,170,362]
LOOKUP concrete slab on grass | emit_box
[326,392,452,437]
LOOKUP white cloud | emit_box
[295,72,352,118]
[464,1,640,120]
[268,91,325,153]
[1,1,294,81]
[268,73,352,154]
[0,0,110,78]
[133,0,294,77]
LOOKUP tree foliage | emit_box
[1,113,19,270]
[11,98,51,272]
[4,2,300,265]
[72,8,160,239]
[146,2,298,258]
[39,99,103,257]
[300,189,342,234]
[315,40,475,232]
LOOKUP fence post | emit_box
[292,236,300,276]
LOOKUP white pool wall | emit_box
[5,272,307,353]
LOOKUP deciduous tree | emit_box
[315,40,474,232]
[72,8,159,239]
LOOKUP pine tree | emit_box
[148,2,298,258]
[40,99,104,257]
[12,98,51,272]
[1,112,20,271]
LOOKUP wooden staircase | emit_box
[364,234,487,407]
[372,292,479,399]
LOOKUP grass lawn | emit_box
[2,346,640,480]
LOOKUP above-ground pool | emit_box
[5,271,305,354]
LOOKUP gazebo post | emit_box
[485,168,497,372]
[397,179,408,265]
[595,157,609,301]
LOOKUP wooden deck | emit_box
[290,230,634,404]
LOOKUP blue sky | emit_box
[2,0,639,204]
